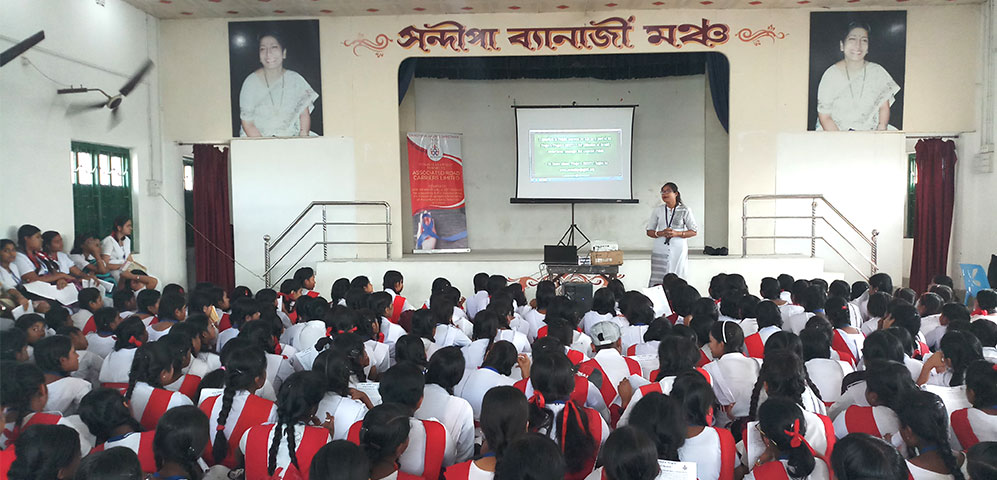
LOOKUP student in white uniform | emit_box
[744,301,783,359]
[584,425,660,480]
[147,292,186,342]
[827,296,865,367]
[926,303,971,351]
[124,342,194,432]
[85,307,121,359]
[670,372,737,480]
[238,320,295,394]
[950,360,997,451]
[100,217,133,282]
[444,385,529,480]
[702,321,760,419]
[382,270,416,318]
[455,341,521,420]
[77,387,157,474]
[463,310,499,369]
[917,292,944,337]
[580,288,621,336]
[72,287,104,334]
[430,298,472,349]
[896,390,967,480]
[369,292,405,360]
[353,403,412,480]
[860,291,891,336]
[99,317,147,389]
[918,330,984,388]
[785,285,824,335]
[416,346,475,464]
[746,350,827,419]
[617,292,655,353]
[217,297,261,352]
[378,363,457,477]
[831,360,914,440]
[741,398,830,480]
[828,433,911,480]
[0,362,95,455]
[969,320,997,362]
[40,230,94,283]
[487,296,531,354]
[313,350,371,441]
[525,286,555,342]
[35,335,92,415]
[579,321,642,416]
[971,289,997,323]
[12,224,77,289]
[618,336,703,427]
[801,328,853,406]
[464,272,490,320]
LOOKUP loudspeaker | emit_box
[562,282,593,316]
[544,245,577,265]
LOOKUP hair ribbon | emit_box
[529,391,545,409]
[128,336,143,347]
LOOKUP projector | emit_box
[590,241,619,252]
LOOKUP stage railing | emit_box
[741,194,878,281]
[263,201,391,288]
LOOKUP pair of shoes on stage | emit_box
[703,246,729,256]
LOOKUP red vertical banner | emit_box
[407,133,469,253]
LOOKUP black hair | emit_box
[230,285,253,302]
[328,278,351,305]
[790,280,811,304]
[158,293,187,322]
[546,296,579,328]
[966,442,997,480]
[212,345,267,464]
[660,182,684,204]
[486,294,515,328]
[823,296,851,329]
[309,440,371,480]
[472,272,489,292]
[710,321,744,354]
[14,313,45,334]
[800,328,831,361]
[917,292,943,317]
[930,284,955,304]
[850,281,869,301]
[369,291,392,317]
[767,331,805,362]
[7,424,80,480]
[229,297,261,330]
[44,304,70,330]
[896,390,965,480]
[599,426,660,480]
[75,446,143,480]
[472,310,500,353]
[688,314,715,348]
[486,275,508,297]
[748,351,818,419]
[977,289,997,311]
[894,288,917,306]
[382,270,403,292]
[592,288,616,316]
[55,325,81,338]
[112,289,137,312]
[394,334,428,370]
[691,297,719,321]
[655,336,699,381]
[938,330,984,386]
[78,387,141,444]
[969,319,997,347]
[828,280,850,300]
[268,371,326,475]
[15,225,40,252]
[154,405,209,480]
[293,266,315,284]
[671,285,701,318]
[279,279,302,297]
[890,304,921,351]
[125,341,179,400]
[67,234,93,255]
[237,319,278,355]
[760,277,781,300]
[505,283,528,310]
[670,371,715,426]
[321,332,368,383]
[255,288,278,305]
[643,317,671,343]
[481,340,518,376]
[379,363,425,410]
[410,308,437,342]
[93,306,119,333]
[534,287,556,311]
[800,285,827,313]
[528,354,595,475]
[136,289,161,315]
[867,291,891,319]
[359,403,412,465]
[718,293,742,319]
[965,360,997,408]
[737,295,761,319]
[620,291,655,326]
[865,360,919,411]
[831,433,909,480]
[494,433,567,480]
[0,328,27,361]
[314,349,355,397]
[160,283,184,297]
[350,275,371,290]
[33,334,73,375]
[1,362,46,430]
[78,287,102,310]
[756,300,783,329]
[628,392,685,461]
[425,346,465,395]
[481,385,530,458]
[758,397,816,479]
[777,274,794,292]
[941,302,971,324]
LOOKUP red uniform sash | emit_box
[245,423,329,480]
[82,315,97,335]
[218,313,231,332]
[444,460,473,480]
[844,406,881,437]
[831,330,857,366]
[697,350,710,368]
[744,333,765,359]
[390,295,407,324]
[140,388,176,430]
[717,427,736,480]
[750,461,790,480]
[92,431,157,473]
[200,393,275,468]
[0,446,15,479]
[951,408,981,450]
[177,374,201,401]
[566,349,584,366]
[348,419,447,480]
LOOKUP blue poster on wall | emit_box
[959,263,991,305]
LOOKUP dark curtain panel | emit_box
[192,145,235,291]
[910,139,957,293]
[705,53,730,132]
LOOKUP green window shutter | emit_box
[905,153,917,239]
[71,142,135,250]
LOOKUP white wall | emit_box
[0,0,186,286]
[404,75,707,253]
[229,137,359,291]
[773,133,907,283]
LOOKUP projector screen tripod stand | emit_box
[558,203,590,250]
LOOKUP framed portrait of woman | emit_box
[228,20,323,138]
[807,11,906,132]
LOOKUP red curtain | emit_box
[192,145,235,291]
[910,139,957,293]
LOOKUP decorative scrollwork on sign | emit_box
[644,18,729,48]
[736,25,787,46]
[343,33,393,57]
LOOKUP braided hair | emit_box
[7,424,80,480]
[268,371,326,476]
[480,386,529,458]
[154,406,210,480]
[359,403,412,466]
[212,345,267,464]
[528,354,595,475]
[748,351,810,420]
[758,397,816,479]
[125,342,179,401]
[896,390,966,480]
[472,310,500,353]
[314,349,355,397]
[113,316,148,351]
[938,330,984,387]
[78,387,141,444]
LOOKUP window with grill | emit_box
[71,141,136,250]
[905,153,917,239]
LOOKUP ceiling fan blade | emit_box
[119,59,154,97]
[66,101,108,115]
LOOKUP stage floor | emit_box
[315,251,831,303]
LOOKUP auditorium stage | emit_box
[315,251,832,302]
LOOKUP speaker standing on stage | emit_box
[646,183,698,287]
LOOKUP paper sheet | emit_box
[356,382,382,406]
[641,285,673,319]
[657,460,696,480]
[24,281,78,305]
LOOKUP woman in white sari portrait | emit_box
[816,21,900,131]
[239,32,319,137]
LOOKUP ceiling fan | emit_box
[58,59,154,126]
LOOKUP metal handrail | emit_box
[263,201,391,287]
[742,194,879,278]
